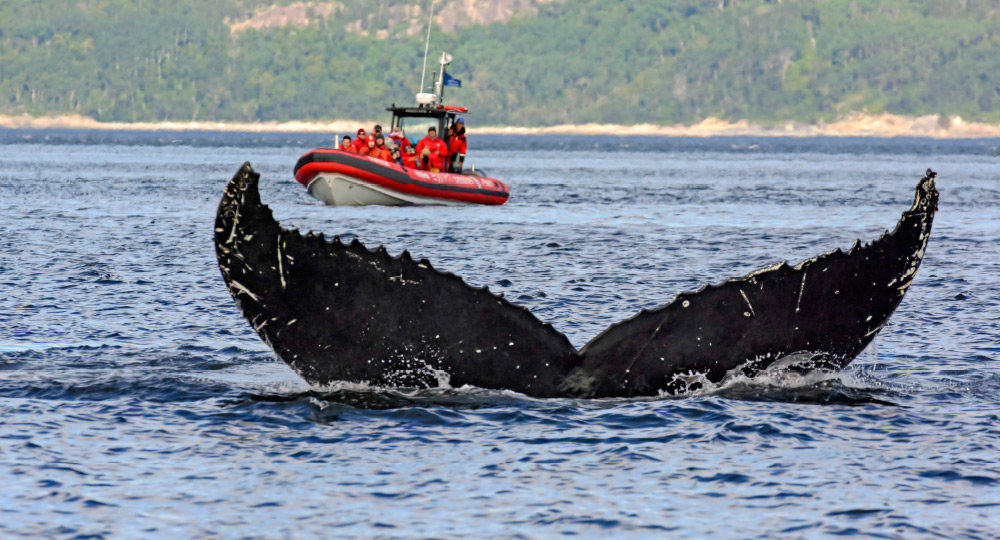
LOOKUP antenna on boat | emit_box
[417,0,436,106]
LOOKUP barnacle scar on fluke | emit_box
[215,163,938,398]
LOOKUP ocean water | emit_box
[1,130,998,538]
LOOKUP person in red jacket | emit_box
[351,128,367,152]
[401,144,420,169]
[359,135,377,156]
[415,126,448,172]
[448,118,467,173]
[388,127,411,151]
[368,135,393,163]
[339,135,353,152]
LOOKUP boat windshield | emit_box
[396,116,439,142]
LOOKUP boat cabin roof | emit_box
[386,105,468,118]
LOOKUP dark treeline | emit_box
[1,0,998,126]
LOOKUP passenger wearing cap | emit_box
[449,118,467,173]
[351,128,367,152]
[401,144,421,169]
[368,134,393,163]
[415,126,448,172]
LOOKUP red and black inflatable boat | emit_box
[293,150,509,206]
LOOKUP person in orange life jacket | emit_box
[448,118,467,173]
[415,126,448,172]
[369,135,393,163]
[351,128,367,152]
[372,124,383,140]
[359,135,377,156]
[338,135,353,152]
[401,144,421,169]
[357,136,372,156]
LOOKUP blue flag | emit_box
[443,72,462,88]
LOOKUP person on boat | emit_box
[391,139,403,164]
[416,127,448,172]
[368,135,393,163]
[359,135,377,156]
[339,135,353,152]
[372,124,383,140]
[449,118,467,173]
[401,144,421,169]
[388,127,411,150]
[444,124,456,168]
[351,129,367,152]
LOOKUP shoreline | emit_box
[2,113,1000,139]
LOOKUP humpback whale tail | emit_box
[215,164,937,398]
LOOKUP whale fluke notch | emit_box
[215,163,938,398]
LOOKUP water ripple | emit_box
[1,135,997,538]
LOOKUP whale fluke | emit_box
[215,163,937,398]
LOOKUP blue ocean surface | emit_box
[1,130,998,538]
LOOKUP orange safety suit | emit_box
[368,144,393,163]
[415,136,448,172]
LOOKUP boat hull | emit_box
[307,173,471,206]
[294,149,509,206]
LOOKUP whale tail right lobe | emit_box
[574,170,939,397]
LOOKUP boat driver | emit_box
[448,118,467,173]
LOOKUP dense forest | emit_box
[1,0,998,126]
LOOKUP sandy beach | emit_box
[2,112,999,139]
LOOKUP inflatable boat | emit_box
[292,51,510,206]
[294,149,509,206]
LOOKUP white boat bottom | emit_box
[306,173,472,206]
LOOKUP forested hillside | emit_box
[1,0,998,126]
